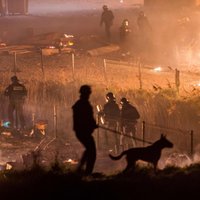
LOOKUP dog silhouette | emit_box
[109,134,173,173]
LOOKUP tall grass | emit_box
[0,53,200,155]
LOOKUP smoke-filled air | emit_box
[0,0,200,199]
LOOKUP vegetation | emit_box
[1,52,200,153]
[0,163,200,199]
[1,51,200,199]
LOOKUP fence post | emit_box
[13,51,17,75]
[96,113,100,150]
[190,130,194,158]
[142,121,145,147]
[72,53,75,81]
[53,104,58,139]
[138,58,142,90]
[103,58,108,87]
[175,68,180,94]
[40,50,45,80]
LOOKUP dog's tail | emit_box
[109,151,126,160]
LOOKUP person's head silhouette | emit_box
[11,75,19,83]
[79,85,92,99]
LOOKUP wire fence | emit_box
[95,116,194,157]
[0,50,198,159]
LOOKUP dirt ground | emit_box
[1,1,200,175]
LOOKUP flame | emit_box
[153,67,162,72]
[64,159,78,165]
[68,41,74,46]
[6,163,12,170]
[47,46,56,49]
[193,82,200,87]
[64,34,74,38]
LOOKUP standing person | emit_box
[4,75,27,130]
[137,11,151,36]
[119,19,131,43]
[100,5,114,42]
[72,85,98,175]
[120,97,140,149]
[137,10,152,56]
[119,19,132,55]
[101,92,120,150]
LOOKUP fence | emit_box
[0,51,198,158]
[141,121,194,156]
[6,51,200,95]
[95,117,195,158]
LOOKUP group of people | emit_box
[100,5,151,45]
[3,76,140,176]
[100,92,140,151]
[72,86,140,176]
[2,6,145,175]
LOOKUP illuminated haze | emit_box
[29,0,144,14]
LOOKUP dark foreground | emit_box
[1,165,200,200]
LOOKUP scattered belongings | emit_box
[24,32,75,49]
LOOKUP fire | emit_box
[153,67,162,72]
[64,159,78,165]
[63,34,74,39]
[47,46,56,49]
[6,163,13,170]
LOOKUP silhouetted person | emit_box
[101,92,120,150]
[120,97,140,149]
[4,76,27,130]
[137,11,151,37]
[100,5,114,42]
[119,19,132,55]
[119,19,131,43]
[137,11,152,55]
[72,85,98,175]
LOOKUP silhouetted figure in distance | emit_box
[72,85,98,175]
[4,75,27,130]
[100,5,114,42]
[119,19,132,55]
[137,11,152,57]
[137,11,151,37]
[119,19,131,43]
